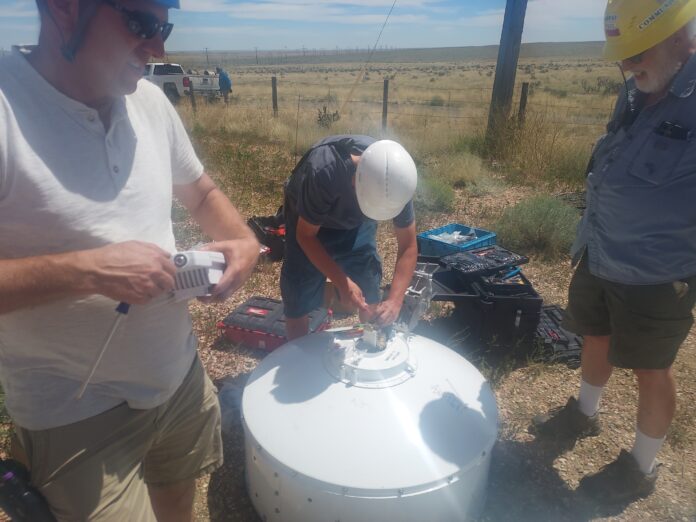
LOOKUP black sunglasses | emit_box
[102,0,174,42]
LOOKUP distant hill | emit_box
[167,41,604,68]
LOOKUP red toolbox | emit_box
[217,296,331,351]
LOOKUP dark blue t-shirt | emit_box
[285,135,415,230]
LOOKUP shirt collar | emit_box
[670,52,696,98]
[11,47,129,132]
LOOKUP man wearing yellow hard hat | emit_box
[532,0,696,503]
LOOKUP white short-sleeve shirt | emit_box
[0,49,205,430]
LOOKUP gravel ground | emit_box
[190,186,696,521]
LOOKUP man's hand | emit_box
[85,241,176,304]
[337,276,368,312]
[174,173,260,302]
[369,298,402,327]
[199,237,260,301]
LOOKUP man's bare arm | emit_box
[0,242,176,315]
[370,222,417,326]
[174,173,259,299]
[295,216,368,311]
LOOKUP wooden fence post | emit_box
[382,79,389,132]
[189,87,197,114]
[272,76,278,117]
[518,82,529,125]
[486,0,529,146]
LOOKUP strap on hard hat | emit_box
[61,0,101,62]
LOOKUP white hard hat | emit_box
[355,140,417,221]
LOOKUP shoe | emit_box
[530,397,601,439]
[578,449,659,503]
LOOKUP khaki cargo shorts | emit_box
[14,355,222,521]
[563,255,696,369]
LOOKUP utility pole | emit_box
[205,47,209,67]
[382,79,389,132]
[255,47,259,65]
[485,0,528,147]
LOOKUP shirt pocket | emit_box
[628,132,691,185]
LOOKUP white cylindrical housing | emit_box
[241,331,498,522]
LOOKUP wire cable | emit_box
[338,0,398,116]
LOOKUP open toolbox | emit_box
[411,259,480,303]
[475,271,537,297]
[440,245,529,281]
[478,268,536,296]
[415,255,541,346]
[218,296,331,351]
[535,305,583,367]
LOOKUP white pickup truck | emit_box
[186,70,221,101]
[142,63,190,104]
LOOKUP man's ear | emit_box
[673,25,696,55]
[41,0,81,37]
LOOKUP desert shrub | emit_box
[317,106,340,128]
[495,195,579,260]
[429,95,445,107]
[547,144,590,186]
[480,110,591,189]
[581,76,622,95]
[414,176,454,213]
[427,150,500,196]
[543,87,568,98]
[596,76,622,95]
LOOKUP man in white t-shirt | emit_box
[0,0,259,520]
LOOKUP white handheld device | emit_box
[77,250,227,399]
[171,250,227,301]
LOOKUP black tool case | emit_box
[434,248,540,346]
[430,268,480,303]
[535,305,583,367]
[466,272,543,346]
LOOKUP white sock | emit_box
[631,429,665,474]
[578,379,603,417]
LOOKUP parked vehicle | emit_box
[142,63,190,104]
[186,69,221,100]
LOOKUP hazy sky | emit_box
[0,0,606,52]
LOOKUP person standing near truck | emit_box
[281,135,418,340]
[0,0,259,520]
[531,0,696,504]
[216,66,232,104]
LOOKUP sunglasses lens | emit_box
[161,23,173,42]
[128,12,160,38]
[127,18,144,37]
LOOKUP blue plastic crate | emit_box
[417,223,496,257]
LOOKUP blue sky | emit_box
[0,0,606,52]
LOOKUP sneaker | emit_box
[530,397,601,439]
[578,449,659,503]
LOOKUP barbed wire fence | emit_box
[186,75,614,132]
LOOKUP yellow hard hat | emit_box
[603,0,696,61]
